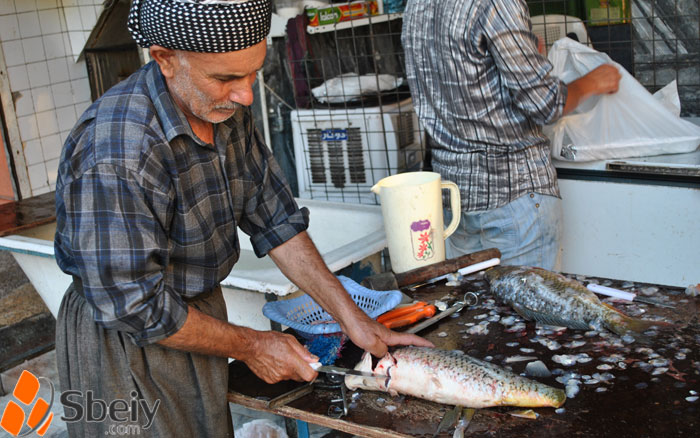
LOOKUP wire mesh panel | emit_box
[632,0,699,116]
[527,0,700,116]
[284,6,425,204]
[276,1,699,204]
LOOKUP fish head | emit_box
[484,265,520,283]
[374,352,397,376]
[344,352,390,391]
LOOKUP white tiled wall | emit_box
[0,0,103,196]
[62,0,103,62]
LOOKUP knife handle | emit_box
[377,301,428,323]
[382,305,437,329]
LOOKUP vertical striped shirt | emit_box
[402,0,566,211]
[54,62,308,346]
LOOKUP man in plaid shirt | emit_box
[403,0,621,269]
[54,1,430,436]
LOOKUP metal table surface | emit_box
[227,273,699,437]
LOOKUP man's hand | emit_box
[563,63,622,115]
[159,230,434,385]
[241,331,320,384]
[269,231,433,358]
[536,35,546,55]
[340,312,434,358]
[158,306,319,383]
[582,64,622,95]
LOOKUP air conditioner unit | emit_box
[291,98,424,203]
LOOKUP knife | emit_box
[587,283,675,308]
[405,299,469,335]
[309,363,387,379]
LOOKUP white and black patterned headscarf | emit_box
[128,0,272,53]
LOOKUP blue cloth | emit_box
[445,192,562,270]
[383,0,406,13]
[402,0,566,212]
[306,335,346,366]
[54,61,309,346]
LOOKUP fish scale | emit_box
[345,347,566,408]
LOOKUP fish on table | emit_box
[344,347,565,408]
[485,265,670,337]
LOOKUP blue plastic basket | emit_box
[262,275,402,338]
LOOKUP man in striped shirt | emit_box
[403,0,620,269]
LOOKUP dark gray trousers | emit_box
[56,282,233,437]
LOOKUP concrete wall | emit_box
[0,0,103,198]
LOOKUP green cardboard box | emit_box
[306,1,379,27]
[527,0,583,20]
[585,0,630,26]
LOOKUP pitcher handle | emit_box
[441,181,461,239]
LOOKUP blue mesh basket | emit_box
[262,275,402,338]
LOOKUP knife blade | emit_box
[310,363,386,379]
[406,301,466,334]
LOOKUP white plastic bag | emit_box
[311,73,404,104]
[544,38,700,161]
[652,80,681,117]
[235,419,288,438]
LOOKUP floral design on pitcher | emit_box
[410,219,434,261]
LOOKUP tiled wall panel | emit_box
[0,0,103,196]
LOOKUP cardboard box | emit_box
[307,1,380,27]
[527,1,582,20]
[585,0,630,26]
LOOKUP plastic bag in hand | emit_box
[544,38,700,161]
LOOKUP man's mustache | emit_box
[215,103,242,111]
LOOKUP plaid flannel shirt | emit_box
[402,0,567,211]
[55,62,308,346]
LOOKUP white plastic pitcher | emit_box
[371,172,461,273]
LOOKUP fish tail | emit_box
[603,303,673,336]
[506,386,566,408]
[543,388,567,408]
[611,316,673,337]
[541,387,566,408]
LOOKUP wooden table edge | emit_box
[227,391,413,438]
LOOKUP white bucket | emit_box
[371,172,461,273]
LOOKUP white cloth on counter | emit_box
[312,73,404,103]
[236,419,288,438]
[544,38,700,161]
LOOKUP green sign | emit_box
[584,0,630,26]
